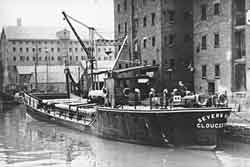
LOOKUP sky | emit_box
[0,0,114,39]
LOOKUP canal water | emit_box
[0,103,250,167]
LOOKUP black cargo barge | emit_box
[24,92,231,149]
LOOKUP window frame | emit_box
[202,65,207,79]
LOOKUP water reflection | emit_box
[0,104,249,167]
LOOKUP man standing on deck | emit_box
[177,81,187,97]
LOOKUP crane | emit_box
[62,11,99,91]
[64,13,106,40]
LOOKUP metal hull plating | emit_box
[96,107,231,148]
[25,105,93,133]
[24,93,231,149]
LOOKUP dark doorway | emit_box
[208,82,215,95]
[235,64,246,91]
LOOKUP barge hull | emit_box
[25,105,93,133]
[96,107,231,148]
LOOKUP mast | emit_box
[34,43,38,90]
[45,48,49,93]
[89,27,95,90]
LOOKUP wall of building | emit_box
[113,0,194,91]
[245,0,250,92]
[114,0,132,66]
[193,0,233,95]
[6,39,115,66]
[161,0,193,89]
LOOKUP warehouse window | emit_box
[124,22,127,34]
[201,4,207,20]
[152,36,156,47]
[169,34,175,46]
[170,59,175,68]
[202,65,207,79]
[117,4,120,13]
[143,39,147,48]
[118,24,121,34]
[151,13,156,26]
[124,0,127,11]
[214,33,220,48]
[214,3,220,15]
[215,64,220,78]
[143,16,147,27]
[168,10,175,23]
[201,35,207,50]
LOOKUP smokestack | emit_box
[17,18,22,27]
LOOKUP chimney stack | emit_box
[17,18,22,26]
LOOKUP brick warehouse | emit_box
[114,0,250,107]
[114,0,194,91]
[0,20,116,91]
[193,0,250,106]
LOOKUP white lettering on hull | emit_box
[196,123,225,129]
[196,112,230,129]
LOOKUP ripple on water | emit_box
[0,105,249,167]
